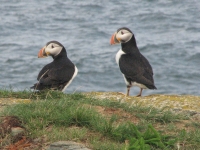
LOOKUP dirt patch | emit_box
[0,116,35,150]
[95,106,140,124]
[82,104,140,125]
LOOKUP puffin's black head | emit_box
[110,27,134,44]
[38,41,66,58]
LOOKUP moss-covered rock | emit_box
[85,92,200,113]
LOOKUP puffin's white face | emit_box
[45,43,63,56]
[38,42,63,58]
[116,29,133,43]
[110,28,133,45]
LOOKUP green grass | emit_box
[0,90,200,149]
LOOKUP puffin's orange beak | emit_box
[38,47,47,58]
[110,32,119,45]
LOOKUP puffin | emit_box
[31,41,78,91]
[110,27,157,96]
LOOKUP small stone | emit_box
[47,141,91,150]
[11,127,25,136]
[33,137,42,142]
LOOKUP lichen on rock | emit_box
[85,92,200,113]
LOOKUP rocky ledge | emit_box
[85,92,200,114]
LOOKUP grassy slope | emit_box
[0,90,200,149]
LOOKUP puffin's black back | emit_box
[119,35,156,89]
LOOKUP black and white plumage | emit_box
[31,41,78,91]
[110,27,157,96]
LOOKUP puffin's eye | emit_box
[121,31,124,35]
[51,45,54,48]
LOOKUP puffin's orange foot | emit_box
[136,88,143,97]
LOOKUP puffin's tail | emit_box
[30,83,39,90]
[147,84,157,90]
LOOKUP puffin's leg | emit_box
[126,86,131,96]
[136,88,143,97]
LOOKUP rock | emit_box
[33,137,42,142]
[85,92,200,114]
[192,113,200,121]
[47,141,91,150]
[11,127,25,136]
[0,116,23,138]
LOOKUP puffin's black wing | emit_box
[37,63,52,81]
[32,63,75,91]
[119,53,156,89]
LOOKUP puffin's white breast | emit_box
[62,66,78,92]
[115,49,125,65]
